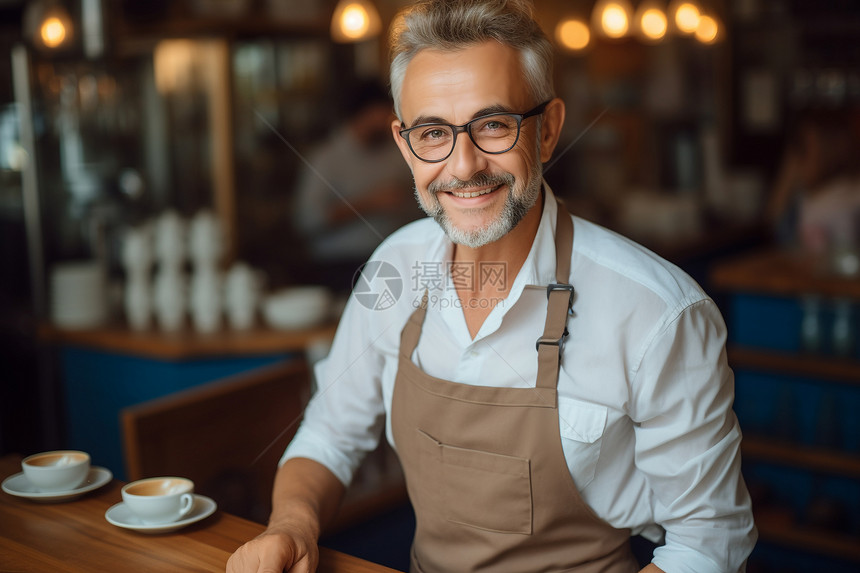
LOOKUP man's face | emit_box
[391,41,552,248]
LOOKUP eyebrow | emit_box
[407,104,512,128]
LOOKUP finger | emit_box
[257,540,296,573]
[287,554,313,573]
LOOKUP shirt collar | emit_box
[513,180,562,290]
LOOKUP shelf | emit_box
[755,507,860,563]
[710,249,860,300]
[632,221,765,266]
[742,437,860,480]
[38,322,338,360]
[728,346,860,386]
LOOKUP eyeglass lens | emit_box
[407,114,522,161]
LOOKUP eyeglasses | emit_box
[398,100,550,163]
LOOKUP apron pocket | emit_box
[557,398,607,490]
[417,429,533,535]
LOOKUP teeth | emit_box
[451,187,495,198]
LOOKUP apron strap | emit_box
[554,198,573,284]
[535,199,575,390]
[400,291,428,358]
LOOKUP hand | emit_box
[226,525,319,573]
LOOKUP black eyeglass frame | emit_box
[398,100,551,163]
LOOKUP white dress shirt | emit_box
[284,186,757,573]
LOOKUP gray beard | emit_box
[416,166,543,249]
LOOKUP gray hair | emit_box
[389,0,555,119]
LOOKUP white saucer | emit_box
[105,494,217,533]
[1,467,113,502]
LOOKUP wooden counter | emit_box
[710,248,860,299]
[41,321,338,479]
[0,455,397,573]
[39,322,338,360]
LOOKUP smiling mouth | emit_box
[448,184,501,199]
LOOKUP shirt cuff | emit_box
[279,428,355,487]
[651,543,723,573]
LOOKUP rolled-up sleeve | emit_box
[631,298,757,573]
[280,296,389,486]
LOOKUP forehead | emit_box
[399,41,530,123]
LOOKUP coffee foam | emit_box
[125,478,192,497]
[25,452,88,467]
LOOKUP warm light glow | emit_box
[340,4,370,39]
[331,0,381,43]
[674,2,700,34]
[601,3,630,38]
[640,8,667,40]
[556,19,590,51]
[154,40,197,94]
[40,16,66,48]
[695,14,719,43]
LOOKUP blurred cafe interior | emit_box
[0,0,859,571]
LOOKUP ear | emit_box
[538,98,566,164]
[391,117,416,169]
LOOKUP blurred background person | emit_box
[292,80,419,293]
[766,108,860,258]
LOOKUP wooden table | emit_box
[0,455,397,572]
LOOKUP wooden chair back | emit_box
[121,359,310,523]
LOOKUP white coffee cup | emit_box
[22,450,91,492]
[121,477,195,524]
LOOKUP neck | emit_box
[452,190,544,288]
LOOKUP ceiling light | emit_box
[331,0,382,43]
[670,0,701,34]
[556,19,591,51]
[23,0,74,51]
[592,0,633,39]
[694,14,720,44]
[635,2,668,42]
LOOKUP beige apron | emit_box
[391,199,639,573]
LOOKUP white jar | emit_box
[154,210,186,268]
[224,262,260,330]
[124,275,151,331]
[190,265,222,333]
[153,267,187,332]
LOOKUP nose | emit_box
[445,130,488,182]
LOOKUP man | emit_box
[228,1,756,572]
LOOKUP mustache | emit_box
[427,172,515,194]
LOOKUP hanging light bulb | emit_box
[634,1,668,42]
[592,0,633,39]
[555,18,591,51]
[331,0,382,43]
[694,13,720,44]
[23,0,74,51]
[669,0,701,34]
[40,16,66,48]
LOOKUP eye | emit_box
[475,116,514,136]
[418,127,450,143]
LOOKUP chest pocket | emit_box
[416,429,532,535]
[558,398,608,490]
